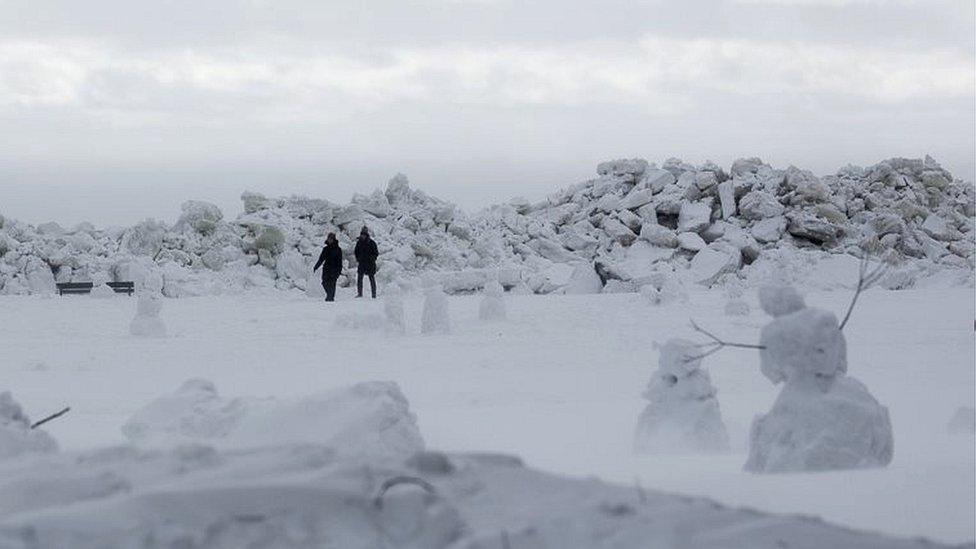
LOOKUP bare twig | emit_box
[683,320,765,362]
[839,254,887,331]
[372,476,436,508]
[30,407,70,429]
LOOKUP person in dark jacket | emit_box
[313,233,343,301]
[354,226,379,298]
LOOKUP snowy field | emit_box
[2,287,974,544]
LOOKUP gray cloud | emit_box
[0,0,972,225]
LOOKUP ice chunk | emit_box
[745,376,893,473]
[564,262,603,294]
[634,339,730,454]
[478,281,506,321]
[178,200,223,234]
[678,201,712,233]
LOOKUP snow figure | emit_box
[745,286,894,473]
[478,281,506,321]
[0,391,58,460]
[634,339,730,454]
[305,263,325,299]
[90,274,116,299]
[129,293,167,337]
[421,284,451,335]
[384,285,406,334]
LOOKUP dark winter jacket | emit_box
[354,236,379,275]
[313,243,343,278]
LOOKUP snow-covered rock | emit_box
[635,339,730,454]
[564,262,603,294]
[678,201,712,233]
[739,191,785,220]
[689,243,742,286]
[677,232,706,251]
[177,200,223,234]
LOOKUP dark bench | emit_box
[56,281,135,296]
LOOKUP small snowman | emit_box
[634,338,730,454]
[478,281,506,321]
[421,282,451,335]
[130,274,167,337]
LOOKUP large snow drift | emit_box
[122,379,424,460]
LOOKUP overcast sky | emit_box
[1,0,973,226]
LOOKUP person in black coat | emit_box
[313,232,343,301]
[354,226,379,298]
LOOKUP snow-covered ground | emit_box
[2,286,974,544]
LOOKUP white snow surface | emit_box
[0,285,974,545]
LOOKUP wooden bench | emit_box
[56,282,135,296]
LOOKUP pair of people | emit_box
[312,226,379,301]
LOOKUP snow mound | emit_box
[89,283,116,299]
[129,294,167,337]
[121,380,424,460]
[0,391,58,460]
[947,406,975,435]
[334,312,386,331]
[634,339,730,454]
[478,281,506,321]
[0,445,948,549]
[746,376,894,473]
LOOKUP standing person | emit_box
[354,226,379,298]
[313,233,343,302]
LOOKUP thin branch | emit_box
[683,320,765,362]
[839,254,887,331]
[30,407,70,429]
